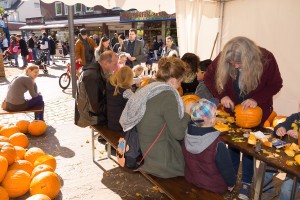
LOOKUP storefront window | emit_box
[64,4,68,15]
[55,2,62,16]
[74,4,82,14]
[86,7,94,12]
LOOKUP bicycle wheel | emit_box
[59,73,71,89]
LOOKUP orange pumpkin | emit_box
[14,146,26,160]
[24,147,45,165]
[9,132,29,148]
[182,95,200,106]
[267,111,277,124]
[0,186,9,200]
[16,120,30,134]
[0,124,20,138]
[0,136,10,143]
[31,164,54,179]
[1,170,31,198]
[0,142,17,165]
[8,160,34,175]
[34,154,56,170]
[234,104,263,128]
[28,120,47,136]
[177,86,183,96]
[26,194,51,200]
[272,116,287,127]
[30,171,61,199]
[140,78,150,87]
[263,120,271,128]
[0,155,8,182]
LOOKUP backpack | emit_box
[117,123,167,170]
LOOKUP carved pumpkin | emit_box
[31,164,54,179]
[234,104,263,128]
[26,194,51,200]
[14,146,26,160]
[30,171,61,199]
[28,120,47,136]
[0,124,20,138]
[34,154,56,170]
[0,136,10,143]
[9,132,29,148]
[266,111,277,124]
[177,86,183,96]
[272,116,287,128]
[294,154,300,165]
[8,160,34,175]
[16,120,30,134]
[24,147,45,165]
[214,123,229,132]
[1,170,31,198]
[0,186,9,200]
[0,142,17,165]
[248,134,257,145]
[0,155,8,182]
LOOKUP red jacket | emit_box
[204,47,283,123]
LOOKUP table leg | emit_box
[290,176,297,200]
[253,157,257,188]
[254,160,267,200]
[91,128,95,162]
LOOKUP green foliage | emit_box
[0,7,5,17]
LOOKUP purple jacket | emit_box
[204,47,283,124]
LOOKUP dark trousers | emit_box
[229,147,253,184]
[27,95,44,120]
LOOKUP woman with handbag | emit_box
[5,65,44,120]
[8,35,19,67]
[120,57,191,178]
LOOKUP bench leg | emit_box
[254,160,266,200]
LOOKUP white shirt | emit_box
[2,38,8,48]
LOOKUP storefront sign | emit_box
[26,17,45,25]
[120,10,175,22]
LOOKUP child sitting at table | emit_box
[118,53,127,68]
[182,98,236,194]
[264,112,300,200]
[195,59,213,99]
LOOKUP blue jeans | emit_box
[13,52,18,66]
[229,147,253,184]
[279,177,300,200]
[27,95,44,120]
[32,48,37,60]
[46,51,50,65]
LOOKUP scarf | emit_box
[120,82,185,132]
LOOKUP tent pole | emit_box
[68,5,76,98]
[216,0,225,54]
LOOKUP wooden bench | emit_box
[91,124,224,200]
[0,106,44,120]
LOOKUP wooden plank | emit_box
[140,171,224,200]
[91,124,123,149]
[0,107,43,115]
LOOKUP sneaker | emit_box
[238,182,251,200]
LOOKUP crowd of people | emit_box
[3,27,297,199]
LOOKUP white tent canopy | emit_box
[37,0,300,116]
[40,0,175,14]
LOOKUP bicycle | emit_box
[59,62,82,89]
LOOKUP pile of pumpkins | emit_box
[0,120,61,200]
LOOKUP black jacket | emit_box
[27,38,34,49]
[49,39,56,55]
[19,39,29,57]
[106,82,128,131]
[74,62,107,127]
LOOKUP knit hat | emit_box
[191,98,219,125]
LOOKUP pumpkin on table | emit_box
[182,95,200,113]
[28,120,47,136]
[272,116,287,127]
[234,104,263,128]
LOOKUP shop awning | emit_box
[19,16,120,30]
[19,24,67,30]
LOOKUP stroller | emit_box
[34,50,49,74]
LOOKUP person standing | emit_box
[93,34,100,46]
[48,36,56,65]
[94,36,112,61]
[2,35,8,52]
[27,33,36,60]
[8,35,19,67]
[40,32,50,65]
[121,28,145,68]
[75,28,97,66]
[111,33,118,48]
[204,36,283,200]
[16,35,29,68]
[112,34,125,53]
[161,36,179,58]
[75,50,118,127]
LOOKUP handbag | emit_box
[1,99,7,110]
[117,123,167,170]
